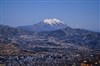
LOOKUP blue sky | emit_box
[0,0,100,32]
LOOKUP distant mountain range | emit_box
[0,19,100,56]
[18,18,68,32]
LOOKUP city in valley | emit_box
[0,19,100,66]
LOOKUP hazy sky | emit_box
[0,0,100,32]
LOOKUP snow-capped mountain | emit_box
[43,18,64,25]
[18,18,68,32]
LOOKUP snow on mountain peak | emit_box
[43,18,64,25]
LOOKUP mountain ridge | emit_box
[18,18,68,32]
[0,23,100,49]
